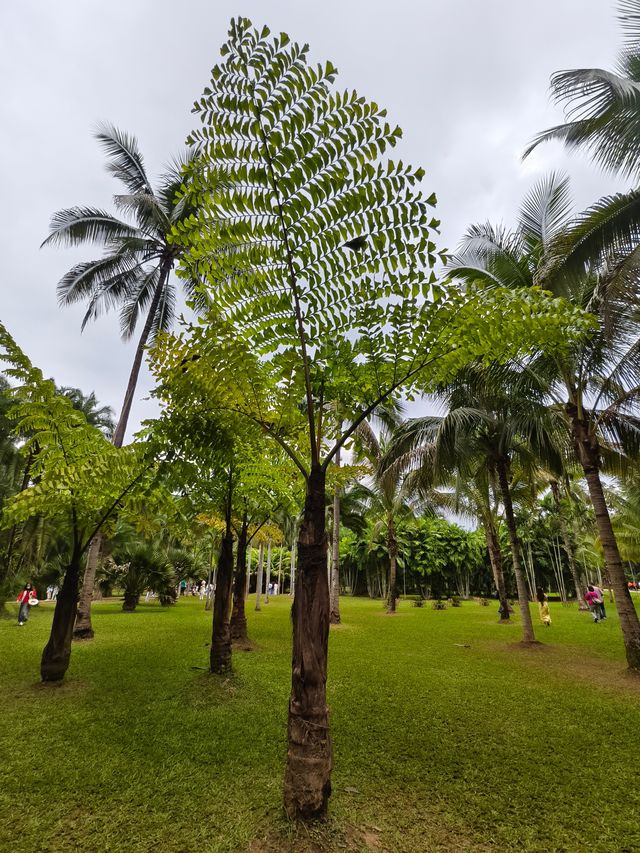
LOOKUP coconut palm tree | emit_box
[386,365,563,642]
[43,124,209,639]
[42,123,207,449]
[448,173,640,669]
[59,387,115,437]
[526,1,640,181]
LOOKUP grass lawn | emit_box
[1,594,639,852]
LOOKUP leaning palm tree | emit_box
[448,173,640,670]
[42,123,207,448]
[42,124,208,639]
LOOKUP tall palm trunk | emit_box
[41,543,83,682]
[386,511,398,614]
[230,513,249,642]
[330,445,341,624]
[283,464,331,819]
[495,457,536,643]
[265,541,272,603]
[483,513,510,622]
[549,479,587,608]
[74,263,170,639]
[569,408,640,670]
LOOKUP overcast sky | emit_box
[0,0,629,438]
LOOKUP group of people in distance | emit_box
[536,583,607,627]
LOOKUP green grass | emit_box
[1,595,640,852]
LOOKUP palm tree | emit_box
[353,421,416,613]
[42,123,207,449]
[59,387,115,437]
[526,1,640,181]
[448,173,640,669]
[386,366,562,642]
[43,124,208,639]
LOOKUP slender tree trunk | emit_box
[330,446,341,624]
[255,542,264,611]
[495,458,536,643]
[386,512,398,614]
[483,514,510,622]
[73,534,101,638]
[569,411,640,670]
[73,265,170,637]
[41,545,83,682]
[289,536,296,596]
[277,546,284,594]
[245,545,252,598]
[283,464,332,820]
[210,531,235,674]
[230,515,249,642]
[112,266,169,449]
[265,541,272,604]
[550,480,587,609]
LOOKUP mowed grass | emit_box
[1,595,640,853]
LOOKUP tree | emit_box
[151,19,592,818]
[43,125,210,640]
[449,173,640,669]
[352,420,414,613]
[0,324,149,681]
[526,1,640,181]
[59,387,115,437]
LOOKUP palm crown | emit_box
[42,124,206,446]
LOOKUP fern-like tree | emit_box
[449,173,640,669]
[0,325,149,681]
[42,124,207,641]
[150,19,592,819]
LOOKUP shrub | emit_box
[450,596,462,607]
[432,599,447,610]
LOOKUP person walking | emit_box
[592,583,607,621]
[536,587,551,627]
[16,583,36,625]
[585,585,601,623]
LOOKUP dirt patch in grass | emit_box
[233,637,259,651]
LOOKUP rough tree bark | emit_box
[210,532,235,674]
[495,457,536,643]
[283,464,332,820]
[569,407,640,670]
[329,445,341,624]
[483,513,510,622]
[41,545,83,682]
[386,511,398,614]
[230,513,249,642]
[549,479,587,609]
[122,591,139,612]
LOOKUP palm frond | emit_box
[42,207,141,248]
[519,172,573,255]
[95,123,153,195]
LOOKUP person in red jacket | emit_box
[16,582,36,625]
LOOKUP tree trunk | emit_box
[330,446,341,624]
[265,541,271,604]
[386,512,398,614]
[122,591,139,612]
[230,515,249,642]
[569,411,640,670]
[73,533,102,638]
[495,458,536,643]
[550,480,587,609]
[255,542,264,611]
[245,545,252,598]
[290,538,296,596]
[483,514,510,622]
[112,266,169,449]
[283,464,332,820]
[210,532,235,674]
[41,546,83,682]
